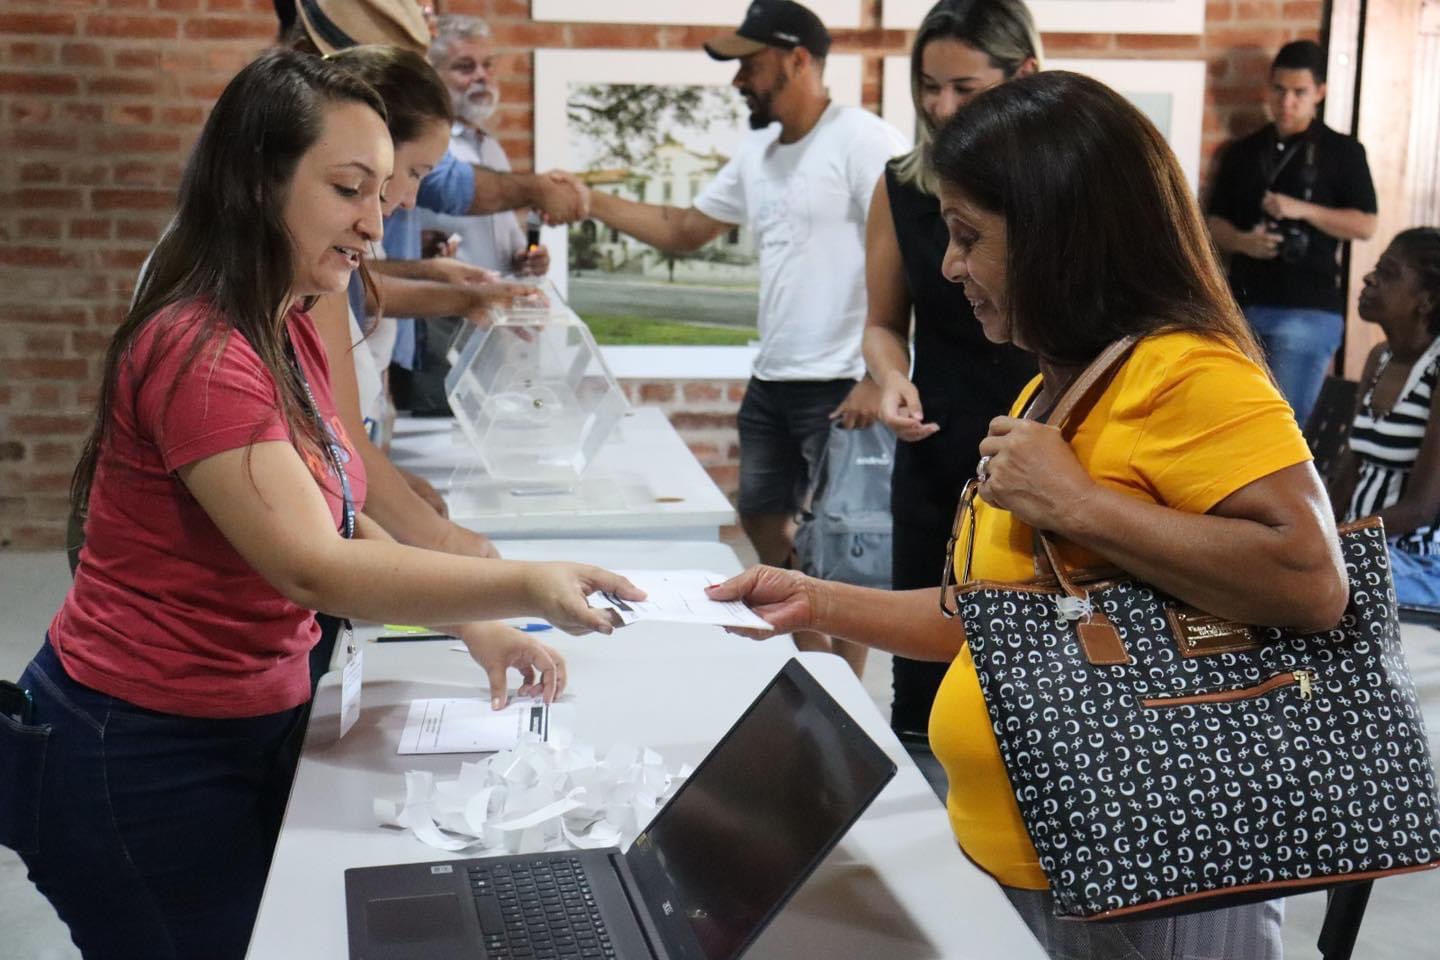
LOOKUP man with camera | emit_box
[1207,39,1377,428]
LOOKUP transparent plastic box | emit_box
[444,280,627,492]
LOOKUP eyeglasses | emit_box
[939,479,980,619]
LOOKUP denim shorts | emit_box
[0,640,306,960]
[737,377,856,515]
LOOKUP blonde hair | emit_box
[893,0,1043,195]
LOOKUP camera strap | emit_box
[1264,128,1317,198]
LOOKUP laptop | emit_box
[345,658,897,960]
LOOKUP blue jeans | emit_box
[1243,305,1344,429]
[0,641,306,959]
[1391,542,1440,608]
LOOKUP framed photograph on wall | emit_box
[533,0,862,28]
[534,48,865,377]
[881,0,1205,34]
[880,55,1206,193]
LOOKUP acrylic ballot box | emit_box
[443,283,626,493]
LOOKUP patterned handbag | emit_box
[943,338,1440,920]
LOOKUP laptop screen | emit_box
[629,659,896,959]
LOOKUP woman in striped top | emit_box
[1336,228,1440,606]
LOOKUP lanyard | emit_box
[287,339,355,540]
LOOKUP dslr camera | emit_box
[1269,218,1311,264]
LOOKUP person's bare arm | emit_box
[177,440,639,631]
[705,567,963,662]
[588,190,731,253]
[861,176,937,443]
[979,419,1348,631]
[369,256,497,286]
[1262,192,1377,242]
[364,271,527,322]
[308,292,497,558]
[1207,215,1282,260]
[470,168,588,223]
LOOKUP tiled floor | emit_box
[3,548,1438,959]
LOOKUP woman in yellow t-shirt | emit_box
[710,72,1348,959]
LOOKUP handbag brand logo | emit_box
[1167,606,1261,657]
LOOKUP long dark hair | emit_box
[72,49,388,519]
[894,0,1043,195]
[931,71,1262,366]
[1388,228,1440,336]
[327,44,453,145]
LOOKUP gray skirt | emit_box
[1004,887,1284,960]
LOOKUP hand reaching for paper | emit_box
[525,563,644,636]
[457,621,567,709]
[704,566,820,639]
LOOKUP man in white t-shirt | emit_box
[585,0,907,669]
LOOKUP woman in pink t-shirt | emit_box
[0,50,641,960]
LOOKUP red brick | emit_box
[18,218,63,240]
[157,0,201,10]
[669,411,737,431]
[1207,1,1234,21]
[88,75,160,96]
[3,526,68,550]
[1282,1,1323,21]
[682,382,723,402]
[8,188,82,209]
[92,188,174,210]
[9,41,59,66]
[19,162,62,183]
[94,131,182,153]
[7,101,54,125]
[97,248,151,270]
[33,442,81,465]
[60,43,104,67]
[114,47,161,70]
[25,331,67,353]
[637,382,675,403]
[65,162,108,184]
[1115,35,1204,53]
[726,383,748,403]
[68,218,111,239]
[70,330,114,353]
[111,103,155,125]
[159,105,205,125]
[0,13,78,35]
[183,17,275,40]
[0,444,25,463]
[61,103,104,124]
[116,218,164,241]
[0,306,88,326]
[1235,1,1280,18]
[1,359,89,381]
[85,16,179,39]
[0,72,79,94]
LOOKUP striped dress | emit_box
[1346,335,1440,557]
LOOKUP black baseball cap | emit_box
[703,1,832,61]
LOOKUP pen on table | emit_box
[375,633,458,643]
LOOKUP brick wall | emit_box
[0,0,1322,549]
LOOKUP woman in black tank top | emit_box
[862,1,1039,740]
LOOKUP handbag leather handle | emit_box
[1030,335,1142,665]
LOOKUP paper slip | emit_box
[399,699,575,755]
[589,570,771,630]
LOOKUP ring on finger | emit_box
[977,455,992,483]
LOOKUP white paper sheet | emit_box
[398,698,575,755]
[589,569,771,630]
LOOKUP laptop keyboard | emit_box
[468,858,617,959]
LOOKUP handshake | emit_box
[527,169,592,226]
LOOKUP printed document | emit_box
[398,699,574,755]
[589,569,771,630]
